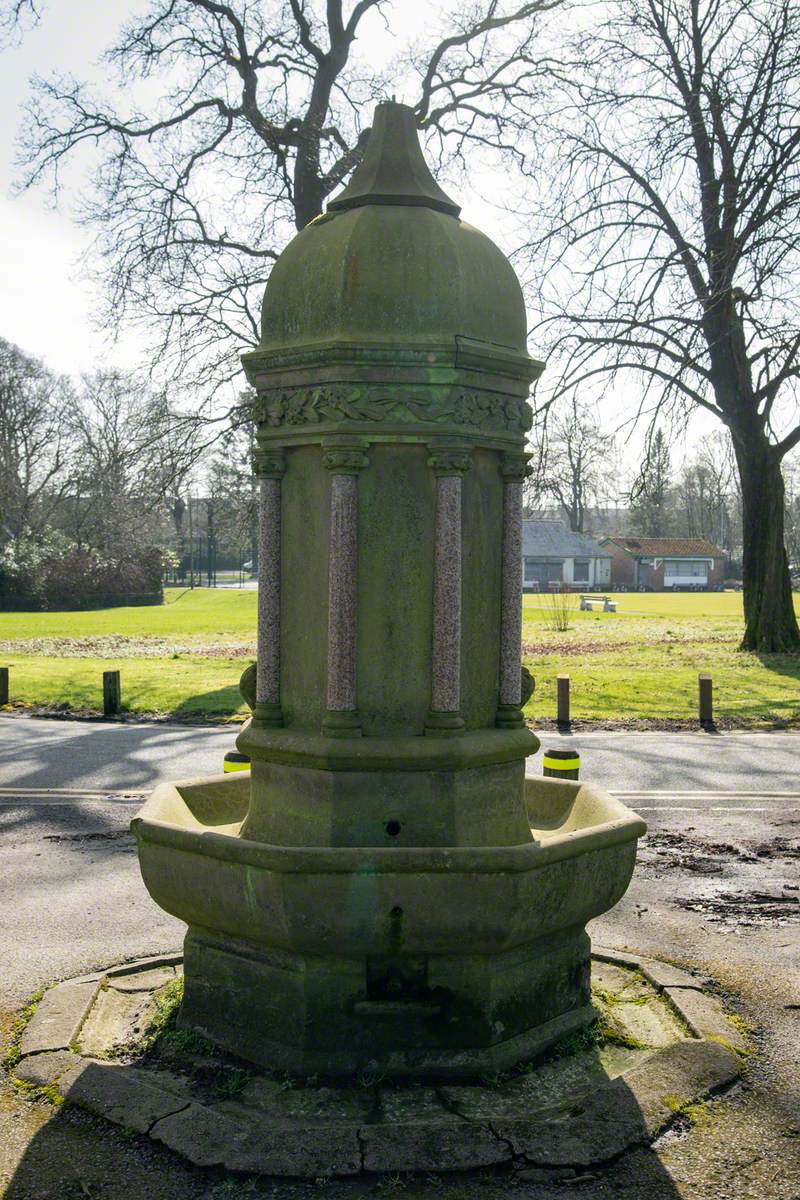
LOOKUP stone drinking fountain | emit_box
[133,102,645,1078]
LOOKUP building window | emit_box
[573,559,590,583]
[664,559,708,578]
[524,559,563,585]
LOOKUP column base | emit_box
[252,702,284,728]
[495,703,526,729]
[424,711,465,737]
[322,709,363,737]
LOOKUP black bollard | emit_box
[103,670,121,716]
[543,747,580,780]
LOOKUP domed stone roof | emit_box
[257,103,529,356]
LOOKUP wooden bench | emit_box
[579,593,617,612]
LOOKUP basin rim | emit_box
[132,778,646,875]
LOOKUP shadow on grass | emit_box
[752,649,800,681]
[172,683,244,719]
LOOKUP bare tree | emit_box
[529,397,616,532]
[674,432,740,553]
[0,337,74,538]
[520,0,800,650]
[64,370,202,554]
[0,0,40,46]
[17,0,556,404]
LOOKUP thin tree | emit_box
[0,337,75,538]
[529,397,616,532]
[675,432,739,552]
[16,0,556,401]
[520,0,800,650]
[628,428,673,539]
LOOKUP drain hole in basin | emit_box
[386,820,401,837]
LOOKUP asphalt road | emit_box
[2,714,799,794]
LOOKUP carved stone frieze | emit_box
[252,385,533,436]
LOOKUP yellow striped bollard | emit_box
[223,751,251,773]
[543,747,580,780]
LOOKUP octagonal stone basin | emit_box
[132,773,645,959]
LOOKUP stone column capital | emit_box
[499,452,533,480]
[252,449,287,478]
[427,447,473,477]
[322,443,370,474]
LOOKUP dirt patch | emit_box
[0,705,246,725]
[42,831,133,844]
[640,831,800,875]
[521,633,734,657]
[675,887,800,926]
[0,637,256,659]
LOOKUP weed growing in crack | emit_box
[10,1076,64,1106]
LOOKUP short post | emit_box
[543,747,580,780]
[556,673,570,726]
[103,670,121,717]
[698,673,713,729]
[0,667,8,706]
[224,751,251,773]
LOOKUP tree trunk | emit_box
[735,438,800,652]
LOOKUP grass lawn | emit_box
[0,586,257,641]
[0,587,798,724]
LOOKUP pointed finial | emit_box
[327,101,460,218]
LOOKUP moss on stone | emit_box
[2,988,44,1070]
[663,1093,713,1127]
[706,1031,753,1058]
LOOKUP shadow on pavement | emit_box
[0,717,236,838]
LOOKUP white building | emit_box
[522,520,612,591]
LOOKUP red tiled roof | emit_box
[601,537,725,558]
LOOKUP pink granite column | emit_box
[496,452,532,728]
[252,449,286,727]
[322,445,369,737]
[425,449,472,735]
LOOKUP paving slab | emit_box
[491,1040,741,1168]
[13,1049,80,1087]
[58,1060,190,1133]
[108,965,177,993]
[662,985,751,1052]
[360,1115,506,1173]
[106,953,182,980]
[78,987,158,1058]
[10,950,745,1179]
[20,979,100,1055]
[149,1103,249,1168]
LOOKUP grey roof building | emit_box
[522,520,612,590]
